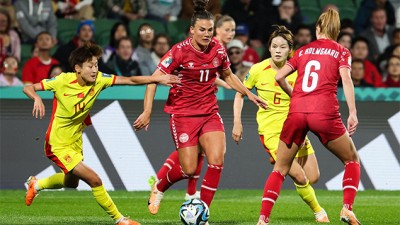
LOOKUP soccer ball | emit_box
[179,199,210,225]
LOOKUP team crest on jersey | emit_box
[102,73,112,77]
[244,72,250,81]
[179,133,189,143]
[161,56,173,68]
[212,57,219,67]
[89,88,95,96]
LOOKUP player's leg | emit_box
[72,162,139,224]
[199,131,225,208]
[186,153,203,200]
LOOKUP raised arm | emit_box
[220,68,267,109]
[275,64,294,97]
[232,92,246,144]
[340,67,358,136]
[23,83,45,119]
[114,73,180,86]
[133,69,165,131]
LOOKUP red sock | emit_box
[187,154,204,195]
[200,164,223,207]
[157,164,188,192]
[343,161,360,211]
[260,171,285,222]
[157,150,179,180]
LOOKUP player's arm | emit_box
[220,68,267,109]
[113,73,180,86]
[275,64,294,97]
[232,91,246,144]
[340,67,358,136]
[214,77,232,89]
[133,69,164,131]
[23,83,45,119]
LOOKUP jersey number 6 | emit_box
[302,60,320,92]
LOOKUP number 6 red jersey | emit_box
[287,39,351,113]
[158,37,231,116]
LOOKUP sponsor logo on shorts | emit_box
[179,133,189,143]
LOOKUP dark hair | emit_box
[387,55,400,69]
[0,9,11,33]
[294,24,312,35]
[351,36,369,49]
[351,58,364,66]
[115,36,133,49]
[109,22,130,48]
[392,28,400,38]
[337,32,352,42]
[340,18,354,30]
[47,64,64,78]
[69,43,103,71]
[267,25,294,51]
[152,33,171,49]
[35,31,53,44]
[191,0,214,27]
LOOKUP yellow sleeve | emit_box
[243,64,259,89]
[98,72,116,89]
[41,73,63,92]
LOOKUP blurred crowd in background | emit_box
[0,0,399,88]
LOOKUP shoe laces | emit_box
[153,190,164,206]
[315,209,327,219]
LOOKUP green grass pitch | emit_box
[0,189,399,224]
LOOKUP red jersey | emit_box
[287,39,351,113]
[158,37,231,115]
[22,57,60,84]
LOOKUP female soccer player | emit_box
[232,25,329,223]
[133,0,266,220]
[23,43,179,225]
[214,14,236,48]
[257,9,361,225]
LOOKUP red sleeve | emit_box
[339,48,351,70]
[221,48,231,70]
[158,46,180,74]
[287,50,299,70]
[22,60,34,83]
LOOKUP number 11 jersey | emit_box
[287,38,351,114]
[157,37,231,116]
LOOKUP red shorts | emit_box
[170,113,225,149]
[280,112,347,146]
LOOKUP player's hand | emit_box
[232,122,243,144]
[347,113,358,136]
[133,111,151,131]
[156,74,181,87]
[248,93,267,109]
[32,98,45,119]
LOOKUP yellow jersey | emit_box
[244,58,297,135]
[41,72,115,146]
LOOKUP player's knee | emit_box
[182,166,197,176]
[88,175,103,187]
[65,181,79,188]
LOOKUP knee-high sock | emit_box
[157,163,189,192]
[260,171,285,223]
[92,185,123,221]
[343,161,360,211]
[295,181,323,213]
[200,164,223,207]
[157,150,179,180]
[187,154,204,195]
[37,173,65,190]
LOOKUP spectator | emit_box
[227,39,250,82]
[139,33,171,75]
[271,0,302,34]
[0,9,21,61]
[360,7,394,62]
[340,18,355,36]
[385,55,400,87]
[235,23,259,67]
[0,55,23,86]
[15,0,57,43]
[396,6,400,28]
[351,37,385,87]
[293,24,312,50]
[337,32,352,49]
[351,59,374,87]
[107,0,147,23]
[22,31,59,84]
[222,0,272,48]
[181,0,221,20]
[54,0,94,20]
[214,14,236,48]
[146,0,181,22]
[102,22,130,63]
[134,23,154,67]
[377,28,400,74]
[354,0,395,34]
[0,0,18,30]
[53,20,94,72]
[105,37,142,76]
[48,63,64,78]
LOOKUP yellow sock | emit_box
[38,173,65,190]
[92,185,123,221]
[295,181,323,213]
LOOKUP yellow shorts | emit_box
[45,138,83,174]
[259,134,314,164]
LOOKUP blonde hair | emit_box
[316,9,340,41]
